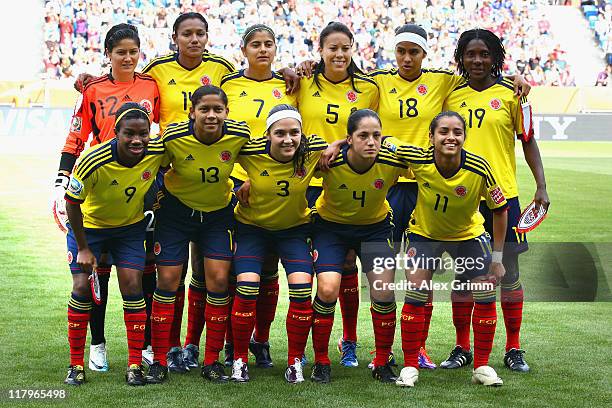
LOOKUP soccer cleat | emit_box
[89,343,109,372]
[368,350,397,369]
[472,365,503,386]
[64,365,85,386]
[371,363,398,383]
[224,342,234,367]
[440,346,473,369]
[230,358,249,383]
[145,362,168,384]
[310,362,331,384]
[182,344,200,370]
[167,346,188,373]
[418,347,437,369]
[504,348,530,372]
[285,358,305,384]
[339,339,359,367]
[249,337,273,368]
[141,345,154,367]
[202,361,230,383]
[126,364,146,386]
[395,366,419,387]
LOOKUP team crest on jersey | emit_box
[200,75,211,86]
[417,84,428,96]
[490,186,505,205]
[220,151,232,162]
[489,98,502,110]
[67,251,73,264]
[68,177,83,194]
[272,88,283,99]
[407,247,417,259]
[70,116,82,132]
[455,185,467,197]
[153,242,161,256]
[373,179,384,190]
[139,99,153,113]
[142,169,152,181]
[346,90,358,103]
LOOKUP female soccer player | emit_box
[54,23,160,373]
[390,111,509,387]
[229,105,326,383]
[147,85,249,384]
[219,24,299,369]
[63,103,165,386]
[298,22,380,367]
[442,29,549,373]
[310,109,404,384]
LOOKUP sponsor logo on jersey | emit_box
[153,242,161,256]
[68,177,83,194]
[110,179,119,186]
[260,170,269,176]
[220,151,232,162]
[490,98,502,110]
[338,183,348,190]
[67,251,73,264]
[168,79,176,85]
[460,101,467,108]
[185,154,195,161]
[417,84,428,95]
[200,75,211,86]
[142,170,152,181]
[272,88,282,99]
[373,179,384,189]
[312,91,321,97]
[70,116,82,132]
[389,88,397,94]
[139,99,153,114]
[346,90,358,103]
[239,91,247,97]
[490,186,505,205]
[123,95,131,101]
[423,182,431,188]
[455,185,467,197]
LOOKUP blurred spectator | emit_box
[595,63,611,85]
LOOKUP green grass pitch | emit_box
[0,141,610,407]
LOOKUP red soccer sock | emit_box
[151,289,176,367]
[400,302,424,368]
[184,276,207,347]
[421,291,433,349]
[231,282,259,362]
[501,286,524,351]
[472,302,497,368]
[203,291,231,366]
[123,295,147,366]
[287,283,313,365]
[451,291,474,351]
[67,292,91,367]
[371,303,396,367]
[339,271,359,343]
[169,284,185,348]
[253,276,279,343]
[312,296,336,365]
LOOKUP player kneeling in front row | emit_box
[63,103,166,386]
[389,112,508,387]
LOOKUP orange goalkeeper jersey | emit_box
[62,72,160,158]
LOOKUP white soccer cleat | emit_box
[230,358,249,382]
[89,343,109,372]
[285,358,305,384]
[142,345,154,367]
[395,366,418,387]
[472,365,503,387]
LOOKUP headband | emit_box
[114,108,149,127]
[241,26,276,46]
[266,110,302,131]
[394,32,428,53]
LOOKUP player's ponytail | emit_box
[266,104,310,177]
[454,28,506,80]
[104,23,140,54]
[314,22,364,93]
[114,102,150,132]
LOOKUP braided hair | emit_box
[454,28,505,80]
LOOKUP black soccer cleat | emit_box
[440,346,473,369]
[249,337,273,368]
[126,364,147,386]
[371,363,398,383]
[167,346,188,373]
[224,343,234,368]
[504,348,530,372]
[145,362,169,384]
[183,344,200,370]
[64,365,85,386]
[311,362,331,384]
[202,361,230,383]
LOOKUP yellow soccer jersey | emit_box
[315,145,407,225]
[235,135,327,230]
[221,69,297,180]
[65,138,166,229]
[143,52,235,132]
[162,119,250,212]
[395,145,508,241]
[444,77,531,198]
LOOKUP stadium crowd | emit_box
[583,1,612,85]
[42,0,574,84]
